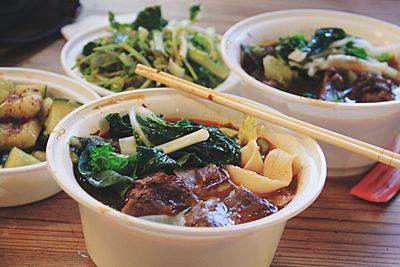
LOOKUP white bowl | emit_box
[0,68,99,207]
[46,88,326,267]
[61,26,242,96]
[221,9,400,177]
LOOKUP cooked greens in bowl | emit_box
[74,5,230,93]
[69,105,300,227]
[0,78,81,168]
[241,27,400,103]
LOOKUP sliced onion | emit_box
[119,136,137,155]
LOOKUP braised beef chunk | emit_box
[184,200,234,227]
[173,168,197,190]
[318,69,347,100]
[175,164,234,200]
[346,72,395,102]
[224,187,278,224]
[121,172,198,217]
[194,164,233,200]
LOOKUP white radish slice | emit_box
[119,136,137,155]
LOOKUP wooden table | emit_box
[1,0,399,266]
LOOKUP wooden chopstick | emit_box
[137,64,400,162]
[135,64,400,168]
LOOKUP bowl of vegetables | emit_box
[61,5,240,96]
[0,68,99,207]
[46,88,326,267]
[221,9,400,177]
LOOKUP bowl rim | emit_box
[0,67,99,174]
[46,88,327,236]
[60,25,240,96]
[221,8,400,109]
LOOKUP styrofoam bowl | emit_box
[221,9,400,177]
[61,26,242,96]
[0,68,99,207]
[46,88,326,267]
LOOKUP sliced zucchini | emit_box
[31,151,46,162]
[0,89,8,104]
[44,98,81,136]
[15,84,47,97]
[4,147,40,168]
[0,78,14,91]
[39,97,53,120]
[0,119,42,151]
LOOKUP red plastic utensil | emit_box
[351,140,400,203]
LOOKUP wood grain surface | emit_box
[1,0,400,266]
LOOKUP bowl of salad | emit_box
[0,68,99,207]
[221,9,400,176]
[61,5,240,96]
[46,88,326,267]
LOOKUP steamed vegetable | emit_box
[0,79,82,168]
[75,5,229,92]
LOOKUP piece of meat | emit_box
[318,68,346,100]
[346,72,396,102]
[184,200,234,227]
[121,172,198,217]
[194,164,234,200]
[224,187,278,224]
[173,168,197,190]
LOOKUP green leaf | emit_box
[82,42,100,56]
[105,113,133,138]
[78,144,134,198]
[305,28,346,55]
[376,52,390,62]
[276,33,307,61]
[108,11,131,29]
[345,46,368,59]
[131,5,168,30]
[189,4,201,22]
[135,146,180,176]
[89,144,129,173]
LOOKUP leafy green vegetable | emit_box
[135,146,180,176]
[190,4,201,22]
[78,144,134,198]
[76,140,183,198]
[376,52,390,62]
[344,42,368,59]
[106,107,241,167]
[89,145,129,173]
[75,5,228,91]
[109,12,131,29]
[105,113,132,138]
[305,27,346,55]
[276,34,307,61]
[132,5,167,30]
[82,42,100,56]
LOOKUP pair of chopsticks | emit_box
[135,64,400,169]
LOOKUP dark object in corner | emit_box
[0,0,81,45]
